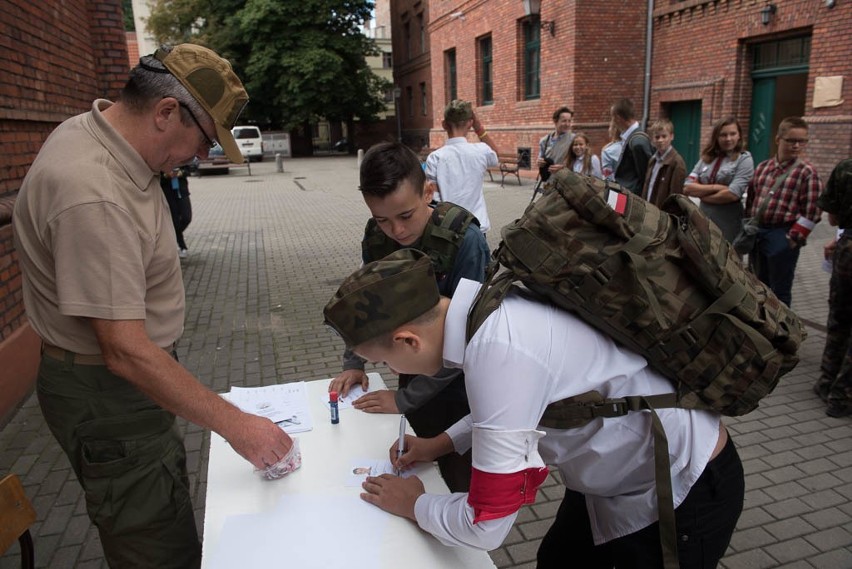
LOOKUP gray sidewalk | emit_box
[1,157,849,568]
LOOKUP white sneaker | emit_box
[179,248,189,258]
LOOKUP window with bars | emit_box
[522,18,541,100]
[445,49,457,102]
[752,36,811,72]
[418,13,426,54]
[404,22,411,60]
[479,36,493,105]
[420,82,428,116]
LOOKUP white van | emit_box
[231,125,264,162]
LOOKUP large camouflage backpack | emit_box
[362,202,479,278]
[466,169,805,569]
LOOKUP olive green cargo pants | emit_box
[37,352,201,569]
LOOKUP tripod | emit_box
[528,176,547,206]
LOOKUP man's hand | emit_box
[361,474,425,521]
[223,413,293,470]
[825,237,838,260]
[329,369,369,398]
[353,390,399,414]
[390,433,454,471]
[536,158,547,168]
[549,163,565,173]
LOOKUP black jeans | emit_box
[537,436,744,569]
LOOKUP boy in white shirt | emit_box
[324,249,744,568]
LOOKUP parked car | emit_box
[195,143,230,176]
[232,125,264,162]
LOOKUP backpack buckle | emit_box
[590,398,629,418]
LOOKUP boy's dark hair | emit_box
[359,142,425,198]
[552,106,573,122]
[612,98,637,121]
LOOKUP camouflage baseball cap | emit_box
[323,249,440,347]
[444,99,473,123]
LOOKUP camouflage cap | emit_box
[444,99,473,123]
[323,249,440,347]
[827,158,852,193]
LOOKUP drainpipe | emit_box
[642,0,654,128]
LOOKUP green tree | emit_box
[122,0,135,31]
[147,0,390,132]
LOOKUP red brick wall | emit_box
[425,0,647,164]
[391,0,433,149]
[650,0,852,176]
[0,0,128,419]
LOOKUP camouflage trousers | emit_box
[817,234,852,408]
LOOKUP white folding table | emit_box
[202,373,497,568]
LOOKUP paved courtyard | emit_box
[1,156,850,568]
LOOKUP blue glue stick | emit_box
[330,391,340,424]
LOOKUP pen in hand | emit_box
[396,415,406,476]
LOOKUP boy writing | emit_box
[329,142,490,492]
[641,119,687,208]
[324,249,744,568]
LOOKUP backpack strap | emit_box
[421,202,479,276]
[540,390,681,569]
[465,259,514,342]
[362,203,479,275]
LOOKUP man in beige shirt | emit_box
[13,44,291,569]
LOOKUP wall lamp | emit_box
[522,0,556,37]
[760,3,777,25]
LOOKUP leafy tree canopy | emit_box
[122,0,135,31]
[147,0,390,130]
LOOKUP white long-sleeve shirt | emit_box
[414,279,720,550]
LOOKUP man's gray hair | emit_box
[122,47,208,126]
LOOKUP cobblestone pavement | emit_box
[1,156,850,568]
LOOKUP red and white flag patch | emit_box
[607,190,628,215]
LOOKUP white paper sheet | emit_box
[209,495,390,569]
[322,383,385,410]
[223,382,314,434]
[345,458,421,486]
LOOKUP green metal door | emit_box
[749,78,776,164]
[669,101,701,171]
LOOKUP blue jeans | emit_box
[751,226,800,307]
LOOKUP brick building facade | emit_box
[400,0,849,177]
[0,0,129,423]
[390,0,435,150]
[650,0,851,177]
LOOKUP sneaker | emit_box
[826,400,852,418]
[813,381,830,403]
[179,248,189,258]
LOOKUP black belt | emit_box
[42,342,177,366]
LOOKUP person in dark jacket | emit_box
[641,119,687,208]
[814,158,852,417]
[611,98,653,195]
[160,167,193,257]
